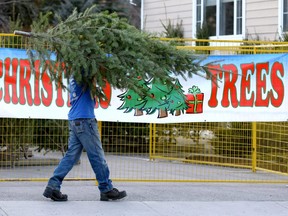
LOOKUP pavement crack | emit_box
[142,202,166,216]
[275,202,288,209]
[0,207,9,216]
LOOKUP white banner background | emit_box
[0,48,287,123]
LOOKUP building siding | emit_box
[246,0,279,40]
[143,0,280,41]
[143,0,193,38]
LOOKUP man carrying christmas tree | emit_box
[13,6,211,202]
[43,75,127,202]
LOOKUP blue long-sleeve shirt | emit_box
[68,77,96,120]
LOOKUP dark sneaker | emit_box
[100,188,127,201]
[43,186,68,201]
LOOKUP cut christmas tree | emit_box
[14,5,213,100]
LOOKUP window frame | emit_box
[193,0,245,40]
[279,0,288,37]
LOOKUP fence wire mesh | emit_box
[1,34,288,183]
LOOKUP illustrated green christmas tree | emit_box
[167,79,188,116]
[117,75,149,116]
[14,5,213,100]
[142,77,172,118]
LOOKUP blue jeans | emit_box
[47,118,113,193]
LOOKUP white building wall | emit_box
[245,0,279,40]
[143,0,193,38]
[142,0,281,41]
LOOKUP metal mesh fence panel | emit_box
[0,34,288,183]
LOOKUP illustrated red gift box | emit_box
[186,86,204,114]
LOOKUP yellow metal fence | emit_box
[1,34,288,183]
[1,119,288,183]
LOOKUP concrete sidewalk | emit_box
[0,181,288,216]
[1,200,288,216]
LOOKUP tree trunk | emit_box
[175,110,181,116]
[134,108,143,116]
[158,109,168,118]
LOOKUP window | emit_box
[206,0,217,36]
[236,0,242,34]
[196,0,243,37]
[196,0,202,30]
[283,0,288,31]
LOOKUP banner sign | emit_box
[0,48,287,123]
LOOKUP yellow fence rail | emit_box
[1,34,288,183]
[161,37,288,54]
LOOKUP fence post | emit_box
[253,46,257,55]
[252,122,257,172]
[149,123,152,160]
[149,123,156,161]
[98,121,102,137]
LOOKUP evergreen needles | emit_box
[17,5,211,100]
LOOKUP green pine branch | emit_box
[17,5,212,100]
